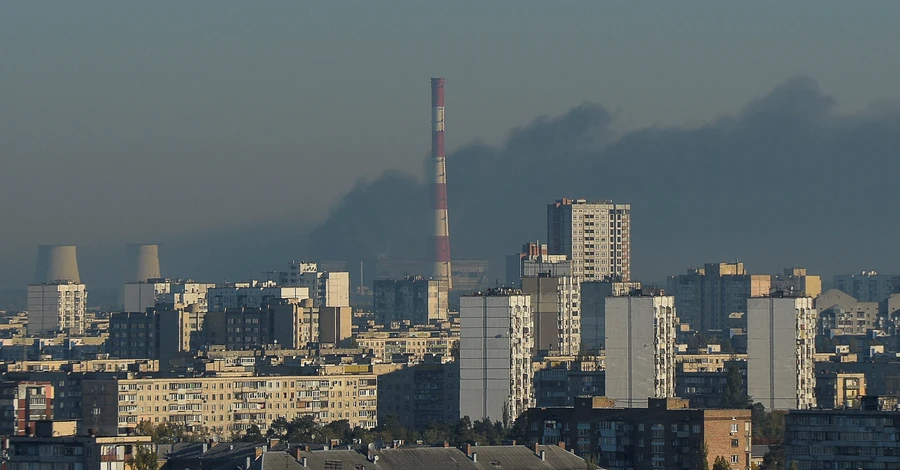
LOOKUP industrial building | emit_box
[547,198,631,281]
[459,289,534,424]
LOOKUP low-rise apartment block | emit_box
[521,397,753,470]
[784,396,900,469]
[82,370,380,436]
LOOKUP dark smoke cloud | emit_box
[309,77,900,282]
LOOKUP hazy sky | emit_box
[2,1,899,288]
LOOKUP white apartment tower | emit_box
[604,291,676,408]
[27,282,87,335]
[747,296,817,410]
[459,289,534,425]
[547,198,631,281]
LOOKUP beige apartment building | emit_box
[355,330,458,361]
[82,370,380,437]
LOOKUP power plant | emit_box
[33,245,81,284]
[126,244,162,283]
[431,78,453,290]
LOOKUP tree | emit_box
[697,442,710,470]
[242,425,266,443]
[132,444,158,470]
[760,444,786,470]
[713,456,732,470]
[720,366,751,409]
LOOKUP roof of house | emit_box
[240,445,596,470]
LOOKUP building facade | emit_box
[772,268,822,298]
[376,359,460,429]
[108,306,206,365]
[604,292,677,408]
[834,271,898,302]
[373,277,449,325]
[459,289,534,424]
[666,262,771,332]
[0,381,54,435]
[26,282,87,335]
[747,296,816,410]
[207,281,309,311]
[82,371,380,436]
[280,262,350,308]
[784,398,900,469]
[815,288,880,336]
[521,274,580,356]
[547,198,631,281]
[521,397,753,470]
[124,279,215,313]
[814,372,865,410]
[580,280,642,352]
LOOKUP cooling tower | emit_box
[34,245,81,283]
[126,244,162,282]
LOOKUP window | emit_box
[731,455,739,464]
[731,439,739,448]
[730,423,738,434]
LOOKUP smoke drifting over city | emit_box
[310,76,900,281]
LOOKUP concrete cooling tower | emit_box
[126,244,162,282]
[34,245,81,283]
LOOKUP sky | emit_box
[2,1,900,293]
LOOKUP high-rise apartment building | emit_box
[204,299,318,350]
[604,290,677,408]
[547,198,631,281]
[521,273,580,356]
[123,279,215,313]
[834,271,898,302]
[459,289,534,424]
[108,305,206,365]
[280,262,350,307]
[667,262,771,332]
[505,242,569,286]
[771,267,821,298]
[26,282,87,336]
[580,280,643,352]
[747,296,816,410]
[373,276,449,325]
[207,281,309,311]
[318,306,352,347]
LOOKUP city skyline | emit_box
[2,3,900,291]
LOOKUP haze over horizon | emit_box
[2,2,900,295]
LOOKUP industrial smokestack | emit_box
[34,245,81,283]
[431,78,452,289]
[126,244,162,282]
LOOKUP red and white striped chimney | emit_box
[431,78,452,289]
